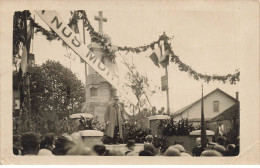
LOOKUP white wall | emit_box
[174,90,236,121]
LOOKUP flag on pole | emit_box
[149,43,161,67]
[149,52,160,67]
[20,45,28,76]
[20,11,34,76]
[68,19,79,34]
[201,84,207,150]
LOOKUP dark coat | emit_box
[104,102,126,139]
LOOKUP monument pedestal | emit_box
[79,130,104,148]
[148,115,170,137]
[105,143,144,154]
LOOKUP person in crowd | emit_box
[139,150,154,156]
[104,95,126,144]
[38,133,55,155]
[213,144,226,156]
[172,144,185,153]
[226,144,236,156]
[200,150,222,157]
[172,144,192,156]
[13,135,22,155]
[192,137,204,156]
[20,132,40,155]
[216,136,227,146]
[234,136,240,156]
[106,150,124,156]
[66,146,95,155]
[144,143,159,156]
[66,132,96,155]
[180,152,192,157]
[52,136,74,155]
[144,135,154,145]
[93,144,108,156]
[125,140,136,156]
[164,147,181,156]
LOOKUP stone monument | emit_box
[84,11,119,125]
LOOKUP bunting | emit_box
[28,10,240,85]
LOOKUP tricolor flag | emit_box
[149,41,170,68]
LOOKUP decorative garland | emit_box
[29,10,240,85]
[69,10,117,62]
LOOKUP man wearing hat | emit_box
[104,95,126,144]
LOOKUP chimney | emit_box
[236,92,239,101]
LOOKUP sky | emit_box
[29,4,241,113]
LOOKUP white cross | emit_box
[94,11,107,33]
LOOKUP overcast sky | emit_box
[29,2,244,112]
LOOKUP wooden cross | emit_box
[94,11,107,33]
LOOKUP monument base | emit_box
[105,143,144,155]
[79,130,104,148]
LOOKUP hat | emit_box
[213,145,226,154]
[145,135,154,142]
[126,140,135,148]
[164,148,181,156]
[172,144,186,152]
[201,150,222,157]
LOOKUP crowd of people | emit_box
[13,132,239,157]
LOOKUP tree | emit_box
[122,58,158,114]
[17,60,86,135]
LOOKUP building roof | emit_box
[210,102,240,122]
[172,88,237,117]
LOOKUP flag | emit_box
[20,46,28,76]
[149,52,159,67]
[201,84,207,150]
[158,40,165,62]
[160,54,169,68]
[20,11,34,76]
[149,43,161,67]
[68,19,79,34]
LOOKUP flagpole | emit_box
[201,83,207,150]
[24,10,32,131]
[81,14,88,100]
[165,64,170,115]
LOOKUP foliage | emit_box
[192,123,210,131]
[127,108,152,129]
[13,11,30,70]
[158,117,193,136]
[16,60,86,135]
[122,58,158,113]
[124,122,150,143]
[78,116,103,131]
[153,136,168,153]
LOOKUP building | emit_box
[208,101,240,137]
[172,88,239,128]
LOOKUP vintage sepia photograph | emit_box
[1,0,259,165]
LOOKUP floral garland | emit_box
[29,10,240,84]
[29,17,59,41]
[69,10,117,62]
[116,32,240,85]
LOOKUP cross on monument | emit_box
[94,11,107,33]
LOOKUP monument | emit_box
[83,11,119,125]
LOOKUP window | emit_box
[90,88,98,97]
[213,101,219,112]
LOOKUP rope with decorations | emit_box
[29,11,240,84]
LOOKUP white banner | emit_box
[35,10,137,105]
